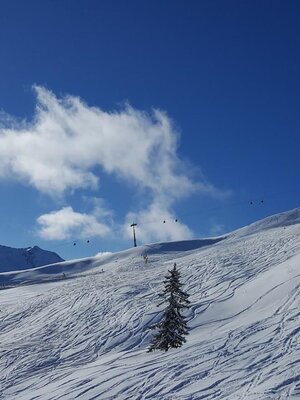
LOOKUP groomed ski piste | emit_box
[0,208,300,399]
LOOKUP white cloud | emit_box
[37,206,111,240]
[95,251,112,258]
[0,86,230,243]
[123,201,193,244]
[209,222,225,236]
[0,86,222,198]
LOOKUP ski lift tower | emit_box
[130,223,137,247]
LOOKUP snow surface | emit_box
[0,245,63,273]
[0,208,300,399]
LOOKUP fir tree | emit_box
[148,263,190,352]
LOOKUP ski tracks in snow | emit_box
[0,223,300,398]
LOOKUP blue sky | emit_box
[0,0,299,260]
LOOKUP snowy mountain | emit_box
[0,244,64,273]
[0,208,300,399]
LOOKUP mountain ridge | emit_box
[0,243,64,273]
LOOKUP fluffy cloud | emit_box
[37,206,111,240]
[0,86,220,198]
[95,252,113,258]
[0,86,229,243]
[123,201,193,244]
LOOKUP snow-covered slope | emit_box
[0,208,300,399]
[0,244,64,273]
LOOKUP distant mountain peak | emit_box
[0,244,64,273]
